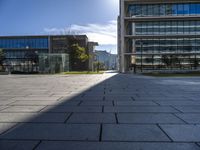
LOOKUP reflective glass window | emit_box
[160,4,166,16]
[177,4,184,15]
[196,4,200,14]
[154,4,160,16]
[183,4,190,15]
[166,4,172,15]
[172,4,178,16]
[189,4,196,15]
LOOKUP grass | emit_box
[62,71,104,75]
[143,72,200,77]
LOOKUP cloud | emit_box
[44,20,117,45]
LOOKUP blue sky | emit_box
[0,0,119,54]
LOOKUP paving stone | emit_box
[0,106,9,111]
[67,113,116,123]
[81,101,113,106]
[42,106,102,113]
[105,96,133,101]
[102,124,170,141]
[0,113,70,123]
[155,101,200,106]
[0,140,39,150]
[9,100,59,106]
[174,106,200,112]
[36,141,200,150]
[114,101,157,106]
[177,113,200,124]
[104,106,178,113]
[58,101,80,106]
[0,123,16,134]
[160,124,200,142]
[0,123,100,141]
[0,100,16,105]
[117,113,184,124]
[11,96,61,101]
[1,106,46,112]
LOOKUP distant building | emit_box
[94,50,117,70]
[0,35,97,73]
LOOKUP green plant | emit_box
[70,43,90,71]
[71,43,90,63]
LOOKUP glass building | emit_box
[118,0,200,72]
[0,35,96,73]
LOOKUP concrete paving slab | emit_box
[0,123,16,134]
[175,113,200,124]
[9,100,59,106]
[104,106,178,113]
[102,124,170,141]
[36,141,200,150]
[10,96,61,101]
[160,124,200,142]
[155,101,200,106]
[114,101,158,106]
[0,113,70,123]
[0,123,100,141]
[81,101,113,106]
[0,106,9,111]
[67,113,116,123]
[174,106,200,113]
[1,106,46,112]
[42,106,102,113]
[0,140,39,150]
[117,113,184,124]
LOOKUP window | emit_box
[160,4,166,16]
[135,5,141,16]
[154,4,160,16]
[189,4,196,15]
[166,4,172,15]
[141,5,148,16]
[172,4,178,16]
[183,4,190,15]
[177,21,184,34]
[196,4,200,14]
[177,4,184,15]
[148,5,154,16]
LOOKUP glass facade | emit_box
[0,37,49,73]
[128,3,200,17]
[125,3,200,71]
[0,38,48,49]
[133,21,200,35]
[39,54,69,74]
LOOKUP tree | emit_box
[71,43,90,71]
[0,49,5,71]
[93,61,105,72]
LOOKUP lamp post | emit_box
[140,41,143,72]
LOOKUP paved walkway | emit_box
[0,73,200,149]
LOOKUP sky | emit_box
[0,0,119,54]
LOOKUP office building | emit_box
[0,35,97,73]
[118,0,200,72]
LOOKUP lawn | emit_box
[62,71,104,75]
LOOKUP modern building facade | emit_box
[118,0,200,72]
[0,35,97,73]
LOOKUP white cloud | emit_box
[44,20,117,45]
